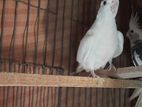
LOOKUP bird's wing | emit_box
[130,43,142,104]
[113,31,124,58]
[132,51,142,66]
[77,32,95,63]
[132,42,142,66]
[76,29,115,71]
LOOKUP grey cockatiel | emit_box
[127,12,142,107]
[127,13,142,66]
[76,0,124,77]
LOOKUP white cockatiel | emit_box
[127,12,142,107]
[76,0,124,77]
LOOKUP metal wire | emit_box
[51,0,59,74]
[16,0,56,15]
[0,0,6,72]
[33,0,40,73]
[21,0,30,73]
[42,0,50,69]
[9,0,18,73]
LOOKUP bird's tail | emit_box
[71,65,84,76]
[135,91,142,107]
[130,89,142,100]
[130,88,142,107]
[76,65,84,73]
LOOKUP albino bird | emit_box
[127,12,142,107]
[76,0,124,77]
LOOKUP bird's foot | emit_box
[90,71,105,85]
[90,71,100,78]
[107,63,116,71]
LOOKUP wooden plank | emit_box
[75,66,142,79]
[0,72,142,88]
[95,66,142,79]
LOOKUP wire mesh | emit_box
[0,0,133,107]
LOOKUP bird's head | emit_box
[99,0,119,17]
[126,13,142,46]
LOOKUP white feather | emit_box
[133,51,142,66]
[76,0,123,75]
[113,31,124,58]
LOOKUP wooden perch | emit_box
[95,65,142,79]
[76,66,142,79]
[0,72,142,88]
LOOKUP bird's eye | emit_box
[130,30,134,33]
[103,1,107,5]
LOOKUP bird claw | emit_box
[107,63,116,71]
[90,71,101,78]
[89,71,105,85]
[90,71,97,77]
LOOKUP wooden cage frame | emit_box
[0,66,142,88]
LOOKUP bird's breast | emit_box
[77,20,118,70]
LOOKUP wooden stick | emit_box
[95,66,142,79]
[0,72,142,88]
[75,66,142,79]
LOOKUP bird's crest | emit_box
[129,13,142,36]
[129,13,140,30]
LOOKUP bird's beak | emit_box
[126,32,131,40]
[111,0,119,16]
[126,32,129,38]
